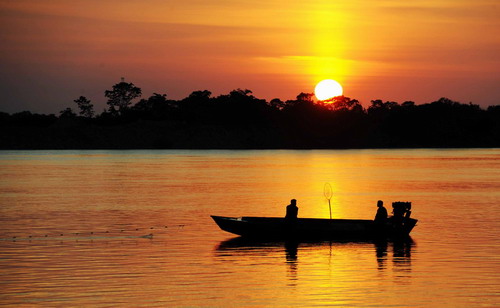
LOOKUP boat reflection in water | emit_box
[215,237,414,284]
[373,238,413,272]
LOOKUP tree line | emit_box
[1,79,499,149]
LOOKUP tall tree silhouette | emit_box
[322,96,363,112]
[73,96,94,118]
[134,93,168,112]
[188,90,212,100]
[296,92,314,103]
[105,78,142,114]
[59,107,76,118]
[269,98,285,110]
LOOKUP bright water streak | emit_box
[0,149,499,306]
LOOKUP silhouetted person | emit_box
[285,199,298,220]
[374,200,388,223]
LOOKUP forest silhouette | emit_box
[1,80,499,149]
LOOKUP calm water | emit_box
[0,149,499,307]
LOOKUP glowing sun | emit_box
[314,79,343,101]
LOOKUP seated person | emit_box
[374,200,388,223]
[285,199,298,220]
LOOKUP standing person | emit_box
[285,199,298,220]
[374,200,388,223]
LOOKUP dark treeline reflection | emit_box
[1,81,499,149]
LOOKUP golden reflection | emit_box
[2,150,498,306]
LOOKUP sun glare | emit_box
[314,79,343,101]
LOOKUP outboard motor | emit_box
[392,201,411,219]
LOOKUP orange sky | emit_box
[0,0,499,113]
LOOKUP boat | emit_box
[211,215,417,239]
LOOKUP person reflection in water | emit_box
[285,199,298,220]
[374,200,388,224]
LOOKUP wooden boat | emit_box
[211,215,417,239]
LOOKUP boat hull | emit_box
[211,216,417,239]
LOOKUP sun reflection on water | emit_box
[1,149,499,306]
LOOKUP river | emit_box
[0,149,499,306]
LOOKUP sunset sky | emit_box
[1,0,499,113]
